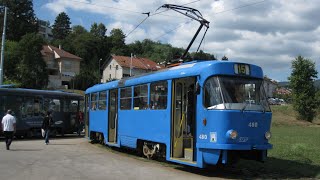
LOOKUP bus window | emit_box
[51,99,61,112]
[71,100,79,112]
[63,99,71,112]
[1,96,23,117]
[150,81,168,109]
[43,98,50,113]
[98,91,107,110]
[120,87,132,110]
[24,97,34,117]
[133,84,148,110]
[34,98,42,116]
[91,93,98,110]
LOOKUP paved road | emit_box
[0,136,227,180]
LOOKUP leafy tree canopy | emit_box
[16,33,48,89]
[0,0,38,41]
[90,23,107,38]
[288,55,318,122]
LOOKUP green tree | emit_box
[288,55,318,122]
[52,12,71,40]
[110,28,127,55]
[90,23,107,38]
[3,40,19,81]
[191,50,216,60]
[0,0,38,41]
[16,33,48,89]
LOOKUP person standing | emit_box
[42,111,53,145]
[1,109,16,150]
[77,110,84,136]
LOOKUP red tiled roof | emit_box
[41,45,82,60]
[112,55,163,70]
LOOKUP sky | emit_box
[33,0,320,82]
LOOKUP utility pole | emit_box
[98,58,102,83]
[0,6,8,85]
[130,53,133,76]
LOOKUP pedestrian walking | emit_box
[1,109,16,150]
[42,111,53,145]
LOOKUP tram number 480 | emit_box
[248,122,258,128]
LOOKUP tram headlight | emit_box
[265,131,272,140]
[226,130,238,140]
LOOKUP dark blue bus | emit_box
[0,88,83,138]
[85,60,272,168]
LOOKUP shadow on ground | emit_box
[0,134,85,142]
[91,142,320,179]
[174,157,320,179]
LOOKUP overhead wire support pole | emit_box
[0,6,8,85]
[158,4,210,60]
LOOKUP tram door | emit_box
[108,89,118,143]
[171,77,196,161]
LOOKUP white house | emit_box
[101,55,163,83]
[41,45,82,89]
[263,76,278,98]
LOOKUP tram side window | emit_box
[133,84,148,110]
[150,81,168,109]
[120,87,132,110]
[98,91,107,110]
[91,93,98,110]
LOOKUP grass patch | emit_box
[271,105,320,126]
[232,126,320,179]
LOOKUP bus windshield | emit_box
[204,76,271,112]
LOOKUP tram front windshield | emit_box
[204,76,271,112]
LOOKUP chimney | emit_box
[59,45,62,49]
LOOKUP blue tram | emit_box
[85,60,272,168]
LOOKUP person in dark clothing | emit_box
[42,111,53,145]
[77,111,84,136]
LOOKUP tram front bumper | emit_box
[197,143,273,150]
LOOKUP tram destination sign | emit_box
[234,63,250,75]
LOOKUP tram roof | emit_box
[0,88,83,99]
[86,60,263,94]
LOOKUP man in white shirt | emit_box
[1,109,16,150]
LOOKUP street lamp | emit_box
[98,58,102,83]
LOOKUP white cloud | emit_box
[42,0,320,81]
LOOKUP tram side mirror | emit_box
[195,81,200,95]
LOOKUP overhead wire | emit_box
[213,0,268,15]
[150,0,269,46]
[125,0,201,38]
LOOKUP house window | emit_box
[116,65,118,70]
[109,65,111,70]
[109,74,111,79]
[64,61,72,70]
